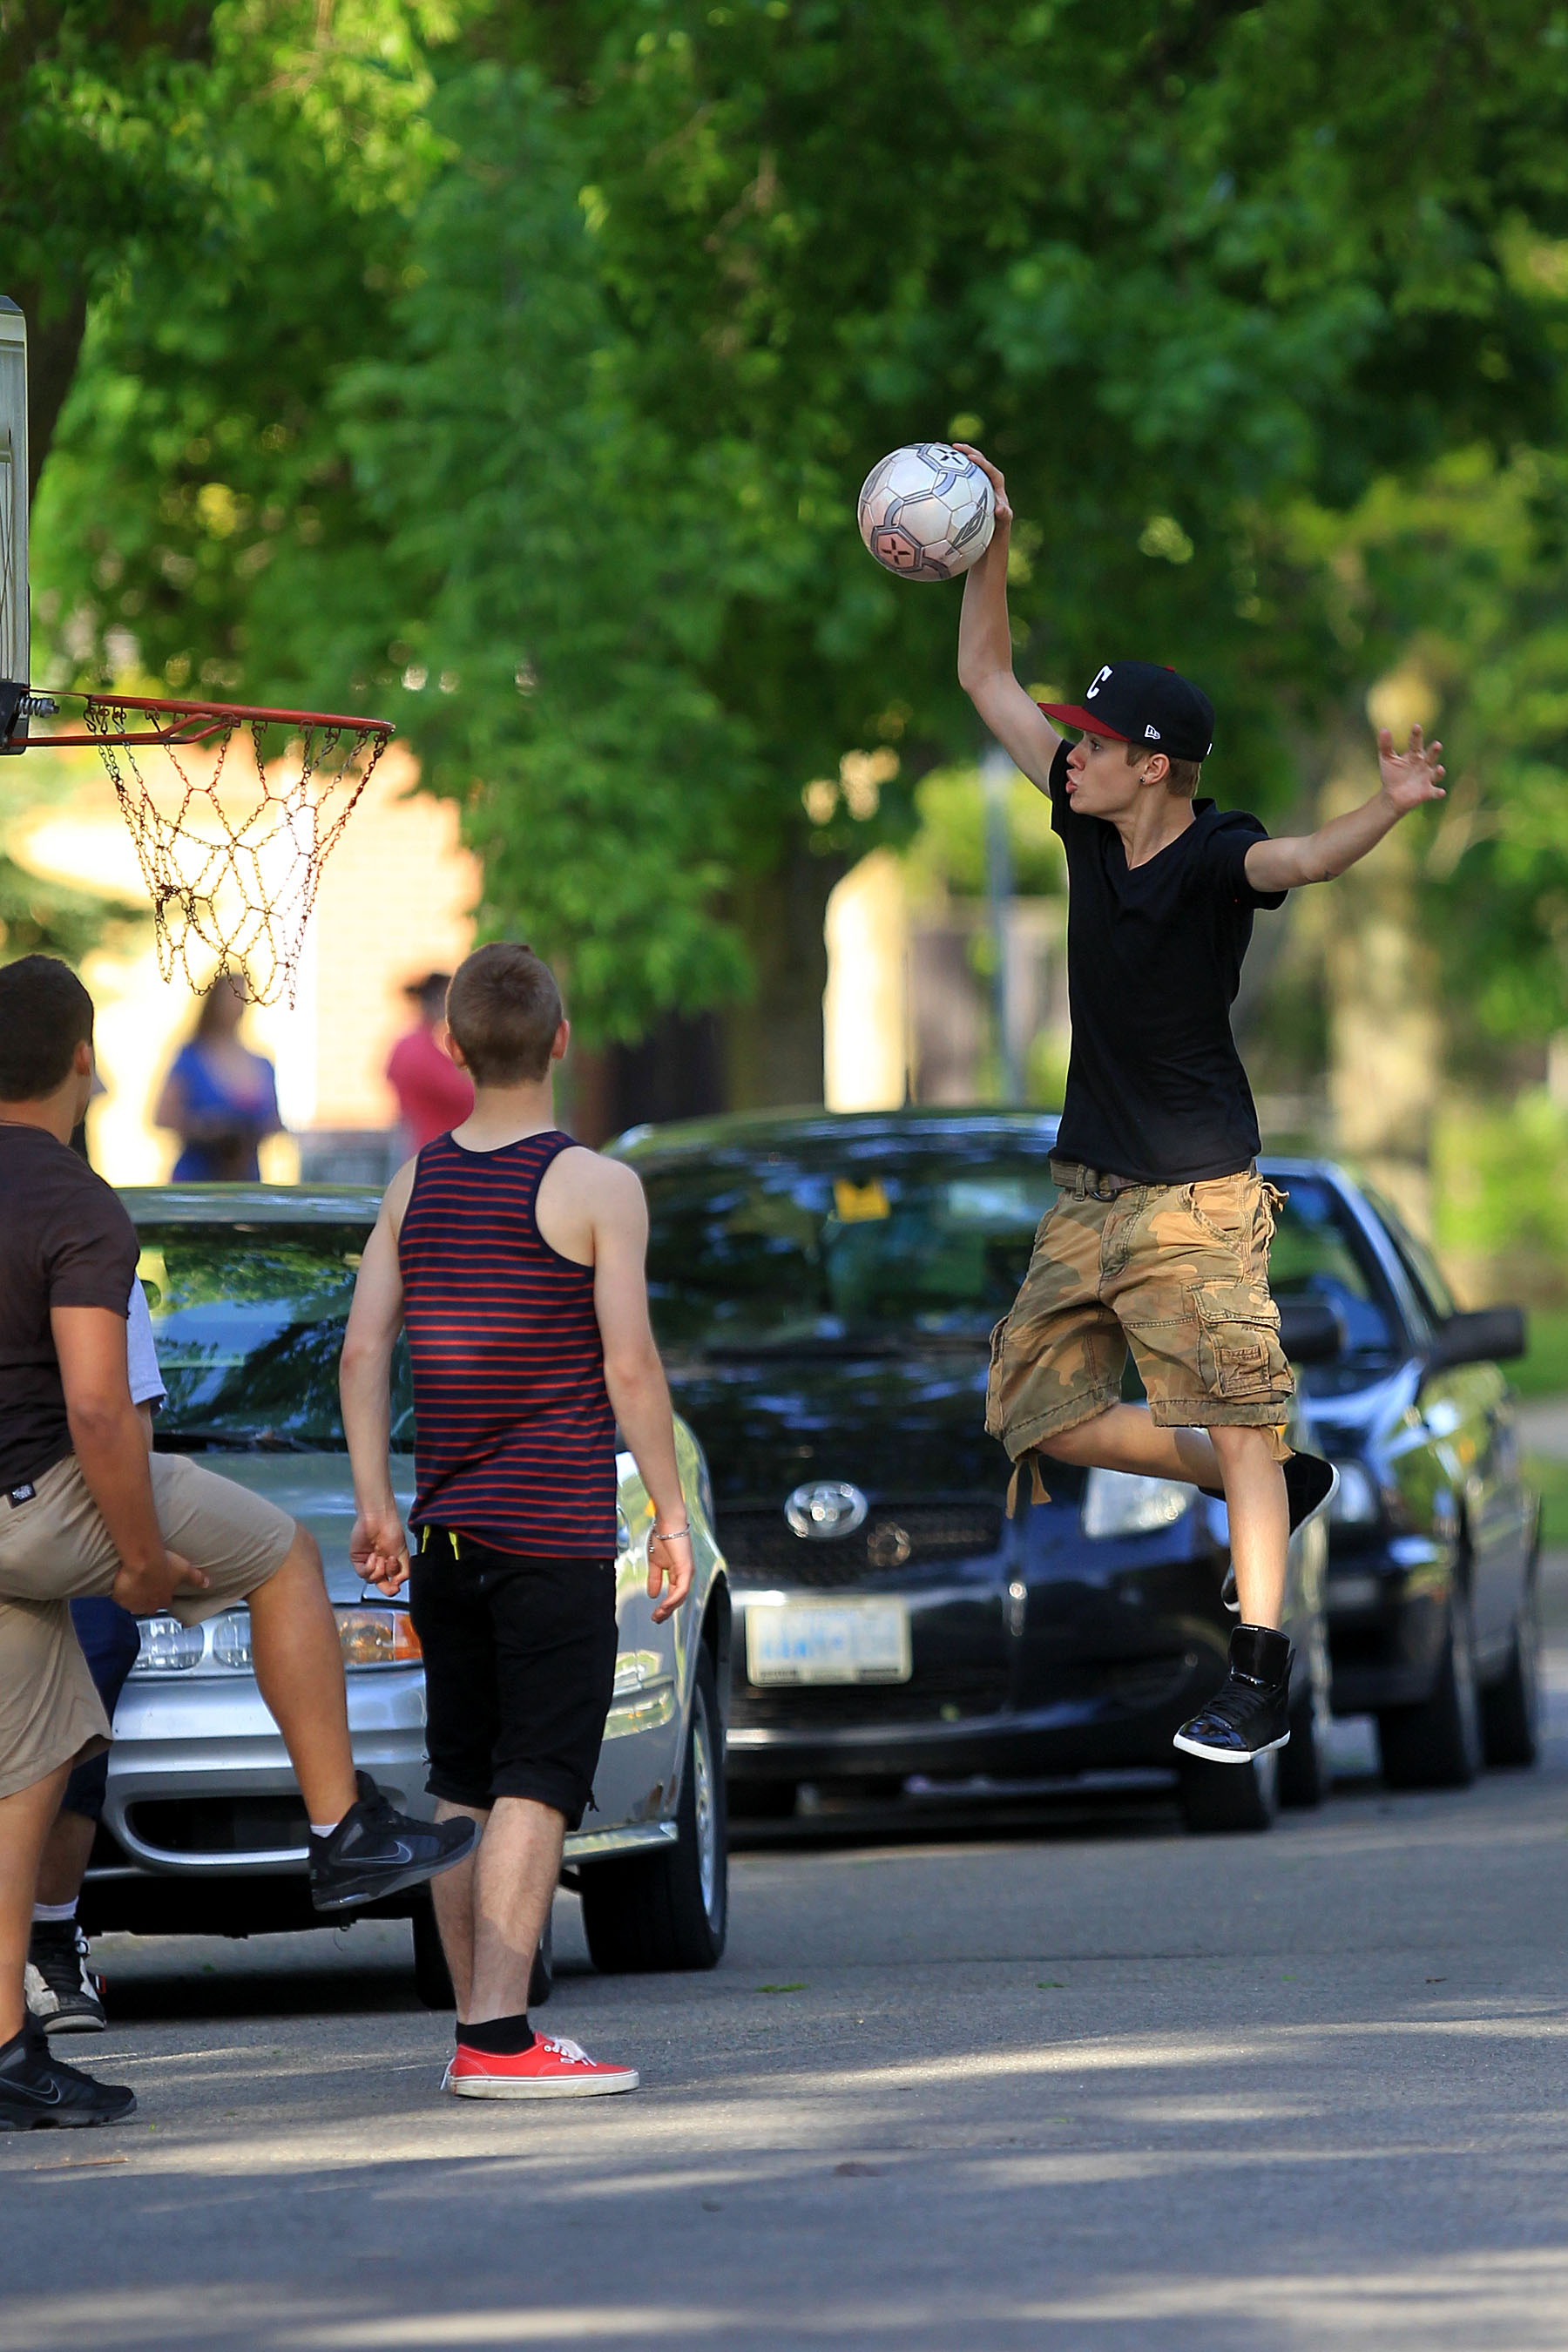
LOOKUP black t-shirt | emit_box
[1048,740,1288,1184]
[0,1125,139,1488]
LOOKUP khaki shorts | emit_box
[986,1164,1294,1505]
[0,1451,295,1801]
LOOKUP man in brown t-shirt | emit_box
[0,956,479,2130]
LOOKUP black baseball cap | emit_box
[1039,661,1214,762]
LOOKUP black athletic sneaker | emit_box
[25,1922,106,2035]
[1217,1452,1341,1612]
[309,1772,479,1913]
[1173,1625,1293,1763]
[0,2024,135,2130]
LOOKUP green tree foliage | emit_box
[30,0,1568,1058]
[1281,436,1568,1061]
[0,0,216,488]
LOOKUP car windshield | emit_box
[135,1223,412,1450]
[639,1144,1404,1371]
[640,1146,1060,1351]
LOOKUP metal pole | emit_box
[982,743,1020,1101]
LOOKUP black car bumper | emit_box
[726,1511,1285,1790]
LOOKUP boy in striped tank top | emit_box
[341,943,694,2099]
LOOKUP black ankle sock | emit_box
[458,2011,535,2055]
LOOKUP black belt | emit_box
[1049,1156,1258,1202]
[1049,1157,1144,1202]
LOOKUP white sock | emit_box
[309,1821,341,1839]
[32,1899,78,1926]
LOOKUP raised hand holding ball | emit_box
[858,443,996,582]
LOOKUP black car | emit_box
[616,1109,1335,1835]
[1267,1159,1538,1785]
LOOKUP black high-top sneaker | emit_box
[1217,1453,1340,1612]
[1173,1625,1293,1762]
[309,1772,479,1912]
[24,1920,106,2034]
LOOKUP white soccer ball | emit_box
[857,443,996,582]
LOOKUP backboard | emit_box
[0,296,29,749]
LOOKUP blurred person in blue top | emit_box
[155,972,281,1181]
[24,1276,164,2034]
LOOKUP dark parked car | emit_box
[616,1109,1331,1835]
[618,1110,1537,1826]
[1265,1159,1538,1786]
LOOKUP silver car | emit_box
[80,1186,731,1997]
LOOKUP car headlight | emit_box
[1082,1469,1193,1539]
[133,1615,205,1673]
[1328,1461,1380,1526]
[335,1605,423,1668]
[132,1604,421,1673]
[211,1609,253,1668]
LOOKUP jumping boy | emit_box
[955,448,1446,1764]
[340,943,694,2099]
[0,956,479,2129]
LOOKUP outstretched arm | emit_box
[953,447,1063,793]
[1245,727,1446,894]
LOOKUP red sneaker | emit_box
[444,2032,639,2100]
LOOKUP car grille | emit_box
[125,1797,308,1856]
[731,1659,1009,1728]
[720,1502,1004,1588]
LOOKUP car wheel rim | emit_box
[693,1699,719,1924]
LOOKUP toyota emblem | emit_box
[785,1480,869,1541]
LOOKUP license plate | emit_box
[745,1598,911,1686]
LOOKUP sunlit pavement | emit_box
[3,1578,1568,2352]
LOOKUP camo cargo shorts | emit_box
[985,1161,1294,1507]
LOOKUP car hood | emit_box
[166,1450,416,1606]
[662,1344,1025,1508]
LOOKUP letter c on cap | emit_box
[1087,664,1112,699]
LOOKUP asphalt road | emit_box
[3,1590,1568,2352]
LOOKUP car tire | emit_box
[1278,1620,1332,1811]
[580,1647,728,1974]
[1480,1570,1541,1770]
[1377,1591,1483,1790]
[411,1895,553,2011]
[1177,1745,1280,1835]
[1277,1686,1327,1810]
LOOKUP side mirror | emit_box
[1277,1296,1346,1365]
[1427,1305,1526,1373]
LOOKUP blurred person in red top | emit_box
[387,972,474,1153]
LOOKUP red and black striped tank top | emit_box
[398,1129,618,1555]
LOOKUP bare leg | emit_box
[466,1797,565,2027]
[1040,1403,1220,1485]
[430,1798,489,2017]
[246,1527,358,1827]
[34,1808,95,1908]
[1210,1424,1288,1631]
[0,1765,71,2042]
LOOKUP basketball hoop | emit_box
[6,689,393,1006]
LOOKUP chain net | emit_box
[84,700,390,1006]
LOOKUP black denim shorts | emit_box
[409,1528,618,1828]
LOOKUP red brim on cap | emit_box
[1037,702,1129,740]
